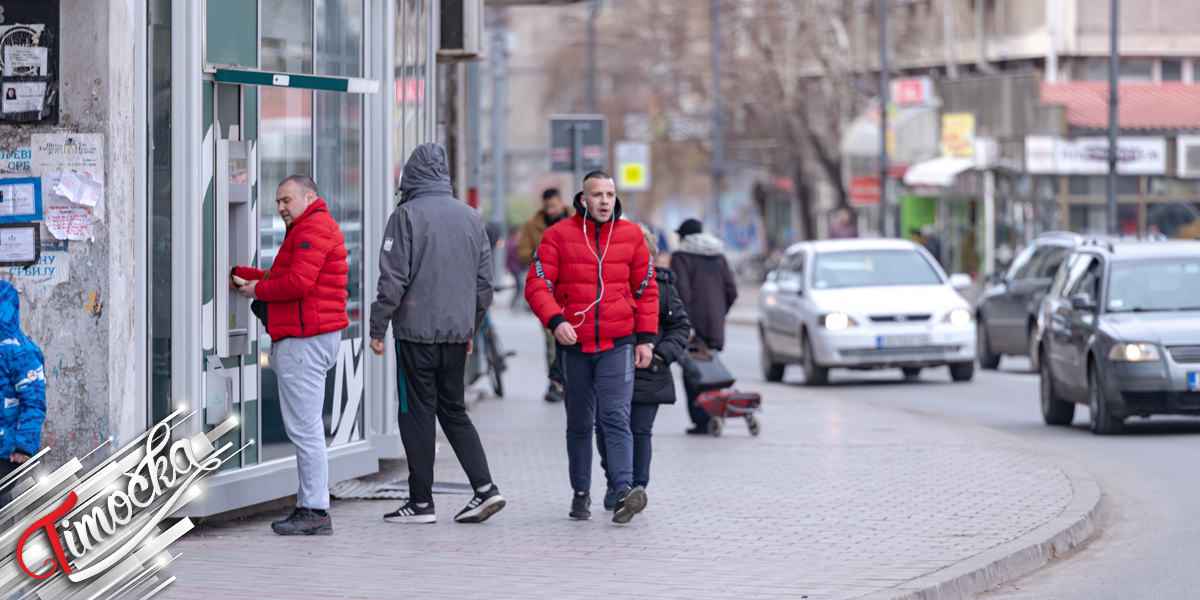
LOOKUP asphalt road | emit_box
[719,320,1200,599]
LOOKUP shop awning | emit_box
[903,156,974,187]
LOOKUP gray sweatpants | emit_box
[270,330,341,510]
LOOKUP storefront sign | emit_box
[850,176,881,206]
[891,77,936,105]
[941,113,976,159]
[1025,136,1167,175]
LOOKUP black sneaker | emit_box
[384,500,437,524]
[455,485,506,523]
[271,507,333,536]
[544,383,564,403]
[271,507,302,527]
[686,426,708,435]
[612,486,647,524]
[569,492,591,520]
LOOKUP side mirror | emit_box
[776,278,803,295]
[1070,293,1097,312]
[949,273,973,290]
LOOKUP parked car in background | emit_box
[759,239,977,385]
[976,232,1080,371]
[1037,239,1200,434]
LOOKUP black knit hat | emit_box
[676,218,703,238]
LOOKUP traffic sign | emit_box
[614,141,650,191]
[550,115,606,175]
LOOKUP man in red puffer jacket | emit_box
[232,174,348,536]
[526,170,658,524]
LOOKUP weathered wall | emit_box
[0,0,138,470]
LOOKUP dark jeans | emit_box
[597,403,659,489]
[684,374,708,427]
[395,340,494,504]
[562,345,635,493]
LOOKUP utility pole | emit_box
[878,0,889,237]
[490,17,508,237]
[711,0,724,234]
[943,0,957,79]
[1107,0,1119,235]
[587,0,598,114]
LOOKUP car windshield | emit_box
[812,249,942,289]
[1107,258,1200,312]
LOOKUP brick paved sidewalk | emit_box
[161,308,1077,600]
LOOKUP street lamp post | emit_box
[1107,0,1119,235]
[879,0,890,238]
[711,0,723,233]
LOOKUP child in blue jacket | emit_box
[0,280,46,498]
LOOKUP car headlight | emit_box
[943,308,972,326]
[820,312,856,331]
[1108,343,1161,362]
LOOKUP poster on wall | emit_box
[0,1,60,123]
[31,133,104,233]
[0,222,39,267]
[0,175,41,222]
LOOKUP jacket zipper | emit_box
[298,297,305,336]
[594,220,602,349]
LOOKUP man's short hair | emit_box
[541,187,560,201]
[279,174,319,197]
[582,170,613,185]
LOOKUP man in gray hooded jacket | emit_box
[369,143,505,525]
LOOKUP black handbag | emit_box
[680,339,735,391]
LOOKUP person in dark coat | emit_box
[669,218,737,433]
[596,226,691,510]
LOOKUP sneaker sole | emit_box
[272,525,333,536]
[383,514,437,524]
[569,513,592,521]
[612,488,647,524]
[455,496,506,523]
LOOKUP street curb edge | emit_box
[862,453,1102,600]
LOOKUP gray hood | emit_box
[678,232,725,256]
[399,143,454,204]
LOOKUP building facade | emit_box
[2,0,441,517]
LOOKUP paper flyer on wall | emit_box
[31,134,104,221]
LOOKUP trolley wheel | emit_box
[746,415,761,436]
[707,417,724,437]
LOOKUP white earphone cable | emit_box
[571,204,616,329]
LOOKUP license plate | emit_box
[876,334,928,348]
[1189,373,1200,391]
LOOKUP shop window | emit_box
[1067,176,1139,196]
[262,0,314,73]
[1147,202,1200,239]
[1162,59,1183,82]
[1067,203,1138,235]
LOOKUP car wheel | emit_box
[802,333,829,386]
[1040,349,1074,426]
[760,327,786,383]
[949,361,975,382]
[1088,363,1123,435]
[902,367,922,380]
[977,320,1000,370]
[1027,322,1040,372]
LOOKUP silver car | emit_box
[759,239,977,385]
